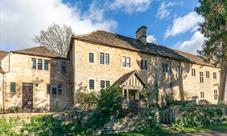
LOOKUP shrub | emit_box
[97,86,124,115]
[7,106,21,113]
[173,105,227,128]
[136,111,166,136]
[0,117,19,136]
[21,115,75,135]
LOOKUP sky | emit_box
[0,0,205,55]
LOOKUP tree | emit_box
[196,0,227,103]
[34,24,73,57]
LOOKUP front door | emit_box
[128,90,136,101]
[22,83,33,111]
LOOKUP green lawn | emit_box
[103,124,227,136]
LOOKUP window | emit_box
[57,84,62,95]
[162,63,169,73]
[141,59,148,70]
[38,59,43,70]
[100,52,109,65]
[214,90,218,100]
[89,79,95,90]
[47,84,51,94]
[200,72,204,83]
[10,82,16,93]
[177,66,182,75]
[213,72,217,79]
[49,84,62,95]
[206,71,210,78]
[32,58,36,69]
[122,56,131,68]
[61,61,66,73]
[100,80,110,89]
[89,52,94,63]
[200,92,205,98]
[105,53,109,65]
[191,68,196,76]
[44,59,49,70]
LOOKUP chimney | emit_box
[136,26,147,44]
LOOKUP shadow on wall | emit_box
[49,58,73,112]
[136,49,193,104]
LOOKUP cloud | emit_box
[157,1,182,19]
[0,0,117,50]
[175,31,205,54]
[147,35,157,43]
[109,0,152,14]
[164,12,203,38]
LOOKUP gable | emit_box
[114,71,149,88]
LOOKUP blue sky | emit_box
[0,0,205,54]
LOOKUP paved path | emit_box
[177,131,227,136]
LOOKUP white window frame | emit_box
[88,79,95,90]
[89,52,95,63]
[100,80,111,89]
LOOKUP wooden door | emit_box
[22,83,33,111]
[129,90,136,101]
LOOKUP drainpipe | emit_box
[2,73,5,113]
[2,52,11,113]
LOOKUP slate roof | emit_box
[0,50,9,61]
[72,30,215,67]
[12,46,62,59]
[113,70,150,88]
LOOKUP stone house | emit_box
[0,47,72,113]
[0,26,223,113]
[68,26,221,106]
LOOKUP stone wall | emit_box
[71,40,220,104]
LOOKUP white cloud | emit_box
[176,31,206,54]
[147,35,156,43]
[0,0,117,50]
[109,0,152,14]
[164,12,203,38]
[157,1,182,19]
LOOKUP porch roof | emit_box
[113,70,150,88]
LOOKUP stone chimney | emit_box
[136,26,147,44]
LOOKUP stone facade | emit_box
[0,28,222,113]
[70,39,220,104]
[0,51,72,112]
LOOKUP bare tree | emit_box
[34,24,73,57]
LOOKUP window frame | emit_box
[10,82,16,93]
[122,56,131,68]
[213,72,217,79]
[89,52,94,63]
[200,72,204,83]
[162,63,169,73]
[32,58,36,69]
[214,90,218,100]
[44,59,49,70]
[100,80,111,89]
[61,61,67,73]
[206,71,210,78]
[141,59,148,70]
[89,79,95,90]
[200,91,205,98]
[191,68,196,76]
[37,59,43,70]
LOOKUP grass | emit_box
[167,124,227,134]
[102,124,227,136]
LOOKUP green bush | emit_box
[0,117,19,136]
[136,111,167,136]
[7,106,21,113]
[21,115,76,136]
[173,105,227,128]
